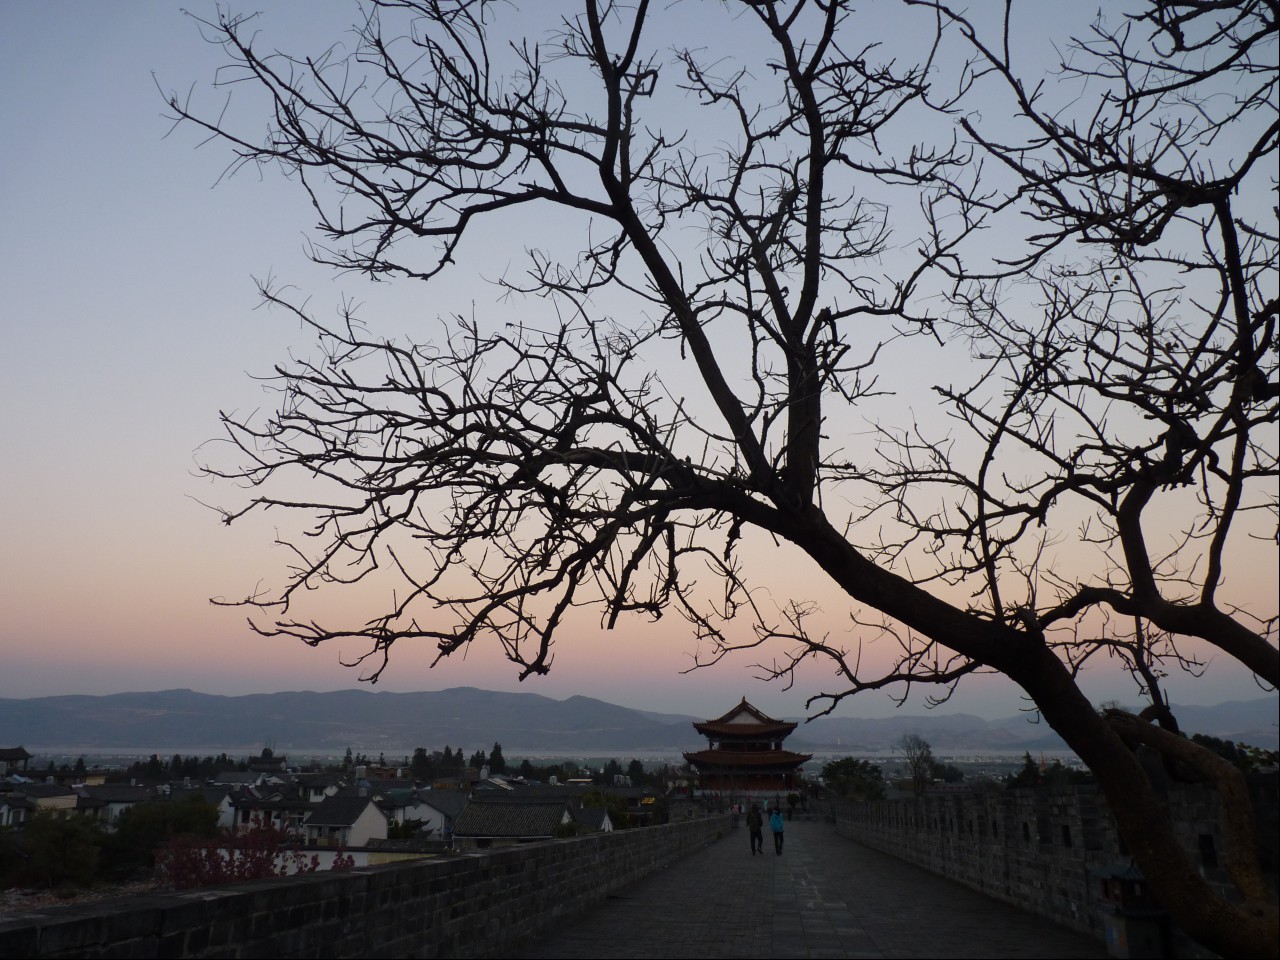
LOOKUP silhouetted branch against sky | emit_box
[163,4,1278,952]
[169,0,1276,698]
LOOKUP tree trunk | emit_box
[1021,650,1278,958]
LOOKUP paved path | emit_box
[506,819,1106,959]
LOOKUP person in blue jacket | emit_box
[769,807,785,855]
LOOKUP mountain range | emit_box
[1,688,1274,756]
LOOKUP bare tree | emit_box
[897,733,933,797]
[166,1,1277,953]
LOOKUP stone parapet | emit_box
[829,776,1277,957]
[0,815,731,958]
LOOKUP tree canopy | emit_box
[820,757,885,801]
[169,2,1277,954]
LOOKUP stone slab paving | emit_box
[505,819,1107,959]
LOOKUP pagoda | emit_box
[683,698,811,796]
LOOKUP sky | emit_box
[1,1,1275,724]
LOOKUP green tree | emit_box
[103,797,221,880]
[171,3,1278,953]
[1006,753,1040,789]
[581,790,630,829]
[18,813,103,890]
[440,747,464,775]
[1235,743,1279,774]
[489,742,506,775]
[1042,760,1093,788]
[410,747,434,781]
[929,759,963,784]
[387,819,418,839]
[821,758,885,801]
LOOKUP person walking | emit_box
[746,803,764,855]
[769,806,785,855]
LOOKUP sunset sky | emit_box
[1,1,1274,724]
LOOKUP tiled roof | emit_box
[78,784,153,804]
[305,794,381,827]
[421,788,470,819]
[501,783,593,800]
[8,783,77,799]
[231,796,312,813]
[367,778,414,792]
[452,800,569,839]
[169,787,230,806]
[572,805,611,831]
[694,698,797,738]
[292,772,348,788]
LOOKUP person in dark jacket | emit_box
[746,803,764,855]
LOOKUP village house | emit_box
[378,785,470,839]
[0,791,34,828]
[303,793,388,848]
[0,747,31,778]
[6,782,79,818]
[74,784,153,830]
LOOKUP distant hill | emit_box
[0,688,696,755]
[796,697,1276,754]
[0,688,1273,755]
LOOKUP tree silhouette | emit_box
[820,757,885,801]
[898,733,933,798]
[167,2,1276,953]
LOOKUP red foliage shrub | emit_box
[161,819,352,890]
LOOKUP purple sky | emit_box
[1,1,1274,722]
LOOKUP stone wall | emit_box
[0,815,731,958]
[830,776,1278,955]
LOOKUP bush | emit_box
[14,813,104,889]
[101,797,220,881]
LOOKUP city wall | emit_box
[0,814,731,958]
[829,776,1278,954]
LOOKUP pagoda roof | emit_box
[683,749,812,769]
[693,697,798,738]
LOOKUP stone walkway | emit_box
[505,819,1106,959]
